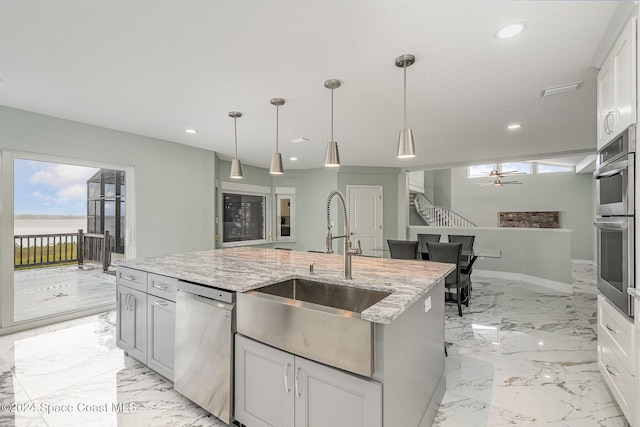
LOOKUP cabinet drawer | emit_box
[116,267,147,293]
[599,333,634,424]
[147,273,178,301]
[598,295,633,371]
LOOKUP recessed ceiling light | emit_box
[507,123,522,130]
[496,22,526,40]
[184,128,198,134]
[290,137,309,144]
[290,157,298,161]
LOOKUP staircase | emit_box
[412,193,476,227]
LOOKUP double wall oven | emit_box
[595,126,635,316]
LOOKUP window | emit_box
[221,182,270,246]
[275,187,296,242]
[468,164,496,178]
[499,162,531,175]
[536,163,574,174]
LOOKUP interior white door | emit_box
[347,186,383,257]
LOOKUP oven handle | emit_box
[596,168,623,179]
[594,221,629,230]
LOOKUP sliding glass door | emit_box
[2,153,134,327]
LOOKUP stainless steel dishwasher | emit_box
[174,280,235,425]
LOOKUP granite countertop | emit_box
[121,247,454,324]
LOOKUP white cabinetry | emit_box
[598,295,636,425]
[116,267,177,381]
[146,273,177,381]
[235,334,382,427]
[116,267,148,363]
[597,17,637,149]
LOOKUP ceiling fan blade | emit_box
[502,181,523,184]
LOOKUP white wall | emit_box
[442,167,594,261]
[0,106,217,258]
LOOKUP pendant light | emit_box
[269,98,285,175]
[396,54,416,159]
[324,79,341,167]
[229,111,244,179]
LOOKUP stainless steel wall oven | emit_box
[595,126,635,317]
[595,217,634,315]
[595,127,635,216]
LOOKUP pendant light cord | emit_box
[276,105,279,152]
[234,117,238,158]
[403,62,407,128]
[331,88,334,141]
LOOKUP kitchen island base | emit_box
[236,278,446,427]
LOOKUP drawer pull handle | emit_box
[295,367,302,398]
[123,275,137,282]
[154,300,168,307]
[605,365,619,377]
[283,363,291,393]
[605,323,616,333]
[153,283,169,290]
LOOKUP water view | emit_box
[14,216,87,236]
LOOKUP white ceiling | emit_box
[0,1,625,171]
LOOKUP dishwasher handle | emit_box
[177,280,235,304]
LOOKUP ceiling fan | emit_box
[478,178,523,186]
[484,169,524,178]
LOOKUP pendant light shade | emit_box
[269,98,285,175]
[324,140,340,167]
[230,158,243,179]
[397,128,416,158]
[229,111,244,179]
[396,54,416,159]
[324,79,341,167]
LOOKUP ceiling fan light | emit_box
[397,128,416,158]
[230,158,244,179]
[270,152,284,175]
[325,140,341,167]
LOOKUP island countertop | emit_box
[120,247,454,324]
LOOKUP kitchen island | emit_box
[118,247,454,427]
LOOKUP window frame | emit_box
[221,181,271,247]
[534,163,575,174]
[275,187,296,243]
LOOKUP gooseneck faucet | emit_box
[325,190,362,279]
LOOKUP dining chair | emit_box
[417,233,441,260]
[426,242,470,317]
[387,239,419,260]
[447,235,475,274]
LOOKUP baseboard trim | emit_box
[473,270,573,294]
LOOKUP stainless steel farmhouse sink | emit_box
[237,278,391,377]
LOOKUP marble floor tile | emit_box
[0,261,628,426]
[435,262,630,427]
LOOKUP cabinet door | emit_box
[613,17,636,136]
[295,357,382,427]
[147,296,175,380]
[235,335,295,427]
[127,287,147,363]
[597,56,616,149]
[116,284,133,353]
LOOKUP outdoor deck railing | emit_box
[14,229,111,271]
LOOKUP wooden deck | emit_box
[14,264,115,323]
